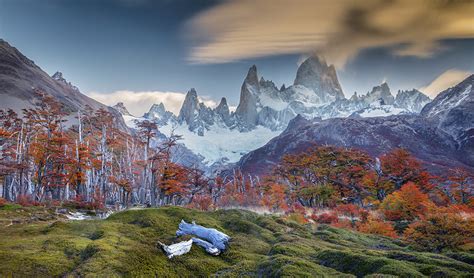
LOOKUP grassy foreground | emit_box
[0,206,473,277]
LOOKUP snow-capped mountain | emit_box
[118,56,432,166]
[421,74,474,165]
[237,75,474,176]
[394,89,431,113]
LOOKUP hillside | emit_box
[0,206,473,277]
[0,39,127,130]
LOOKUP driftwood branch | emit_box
[192,238,220,255]
[158,239,193,258]
[176,220,230,251]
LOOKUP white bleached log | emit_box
[158,239,193,259]
[176,220,230,251]
[192,238,220,255]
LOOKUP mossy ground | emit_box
[0,206,473,277]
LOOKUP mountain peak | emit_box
[52,71,64,81]
[51,71,79,91]
[188,88,198,98]
[113,102,132,116]
[235,66,260,128]
[178,88,200,125]
[149,102,166,114]
[364,82,394,105]
[294,55,344,103]
[244,65,259,88]
[394,89,430,113]
[215,97,231,125]
[217,97,228,107]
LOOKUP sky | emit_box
[1,0,473,115]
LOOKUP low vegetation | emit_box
[1,206,473,277]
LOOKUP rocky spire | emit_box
[235,65,260,129]
[113,102,132,116]
[363,82,395,105]
[51,71,79,91]
[178,88,200,125]
[244,65,259,88]
[52,71,65,82]
[350,92,359,102]
[294,56,344,103]
[215,97,231,125]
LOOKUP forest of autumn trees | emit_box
[0,91,216,208]
[1,90,473,251]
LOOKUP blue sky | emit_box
[1,0,473,115]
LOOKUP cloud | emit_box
[419,69,472,97]
[86,90,219,116]
[186,0,474,67]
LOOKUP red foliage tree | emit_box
[380,149,433,193]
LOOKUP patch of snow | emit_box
[358,104,405,117]
[122,114,143,129]
[66,212,91,220]
[259,93,288,111]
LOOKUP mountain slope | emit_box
[421,74,474,165]
[0,39,127,130]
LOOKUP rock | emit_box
[235,65,260,129]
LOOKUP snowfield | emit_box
[159,123,280,165]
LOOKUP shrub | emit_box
[358,216,397,238]
[285,212,308,224]
[0,198,7,207]
[311,212,338,224]
[404,211,474,252]
[16,194,41,207]
[187,194,214,211]
[335,204,364,227]
[64,195,104,210]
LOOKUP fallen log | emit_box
[176,220,230,251]
[192,238,220,255]
[158,239,193,258]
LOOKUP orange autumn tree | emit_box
[404,209,474,252]
[25,91,69,201]
[380,148,433,193]
[276,146,372,207]
[380,182,434,222]
[217,170,262,208]
[0,109,23,199]
[260,177,288,212]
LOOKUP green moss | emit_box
[0,206,472,277]
[0,203,22,210]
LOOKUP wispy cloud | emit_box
[186,0,474,67]
[86,90,219,116]
[419,69,472,97]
